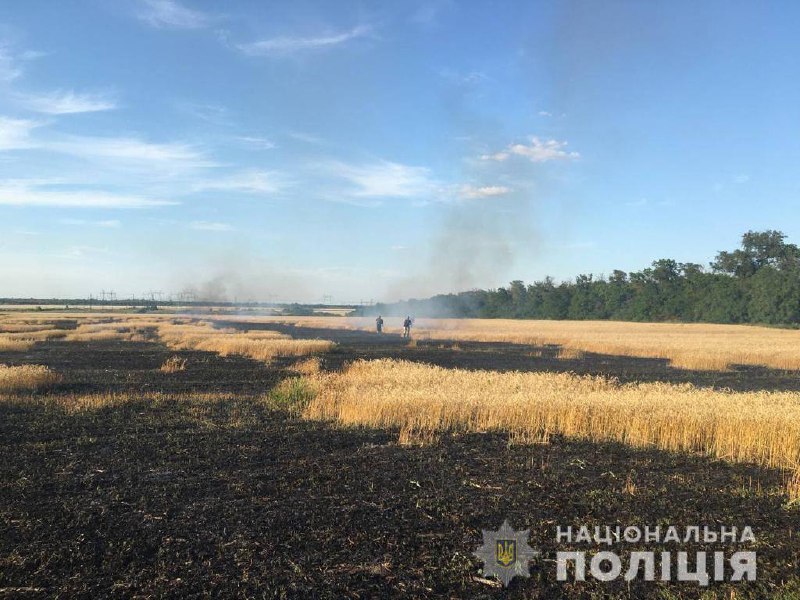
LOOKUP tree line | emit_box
[363,231,800,324]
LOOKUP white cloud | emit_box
[0,116,209,171]
[328,159,436,199]
[21,90,117,114]
[481,137,579,163]
[287,131,326,145]
[0,42,45,82]
[458,184,512,199]
[235,136,276,150]
[0,116,41,150]
[189,221,234,231]
[48,134,211,171]
[175,101,229,124]
[0,46,22,81]
[192,170,285,194]
[538,110,552,117]
[0,180,175,208]
[60,218,121,228]
[137,0,211,29]
[238,25,371,56]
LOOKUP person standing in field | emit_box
[376,315,384,333]
[403,315,413,338]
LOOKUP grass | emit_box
[63,320,156,342]
[303,358,800,499]
[0,324,57,333]
[265,377,318,413]
[0,389,240,416]
[0,338,36,352]
[2,313,335,364]
[160,356,187,373]
[260,316,800,371]
[157,320,334,364]
[0,328,65,352]
[0,364,62,392]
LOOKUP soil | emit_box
[2,320,800,599]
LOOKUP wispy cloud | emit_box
[235,136,276,150]
[137,0,211,29]
[192,170,286,194]
[327,159,436,200]
[48,134,211,170]
[20,90,117,114]
[60,218,121,228]
[481,137,580,163]
[0,116,41,150]
[439,68,486,86]
[0,40,47,86]
[175,101,229,124]
[238,25,371,56]
[0,45,22,81]
[0,113,212,172]
[189,221,234,231]
[0,180,176,208]
[287,131,326,145]
[458,184,512,199]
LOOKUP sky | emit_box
[1,0,799,303]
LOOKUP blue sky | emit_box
[1,1,799,302]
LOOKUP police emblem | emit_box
[473,519,539,587]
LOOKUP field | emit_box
[3,312,800,598]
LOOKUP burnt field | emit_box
[3,318,800,598]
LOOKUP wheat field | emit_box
[0,313,336,366]
[9,312,800,373]
[4,311,800,499]
[0,364,62,391]
[303,358,800,499]
[156,319,334,363]
[255,316,800,371]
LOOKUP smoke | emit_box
[167,246,313,303]
[384,71,544,301]
[386,2,694,305]
[179,265,312,303]
[389,183,537,300]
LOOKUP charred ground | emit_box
[2,320,800,599]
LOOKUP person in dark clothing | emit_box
[403,316,412,338]
[376,315,384,333]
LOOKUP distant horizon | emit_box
[2,225,792,305]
